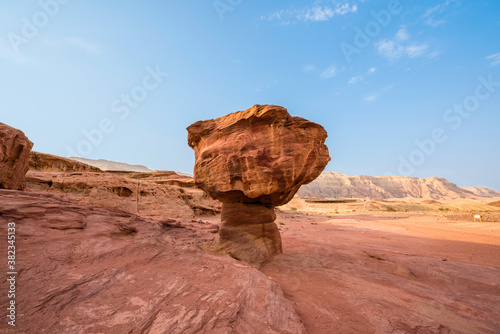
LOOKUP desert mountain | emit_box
[462,186,500,198]
[297,172,500,200]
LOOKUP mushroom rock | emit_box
[0,122,33,190]
[187,105,330,266]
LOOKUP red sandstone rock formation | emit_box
[187,105,330,266]
[29,151,102,172]
[0,122,33,190]
[26,170,220,220]
[0,189,305,333]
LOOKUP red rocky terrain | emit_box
[1,123,499,333]
[0,189,304,333]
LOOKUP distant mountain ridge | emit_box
[297,172,500,200]
[69,157,155,173]
[68,157,193,176]
[462,187,500,198]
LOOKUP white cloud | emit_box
[365,95,377,102]
[406,44,429,58]
[297,6,335,22]
[376,39,403,60]
[348,75,362,85]
[395,28,409,42]
[423,0,453,17]
[348,67,377,86]
[486,53,500,66]
[262,10,284,21]
[320,65,336,79]
[263,2,357,23]
[337,3,358,15]
[365,84,394,103]
[422,4,442,18]
[422,0,455,27]
[425,18,446,27]
[376,30,430,61]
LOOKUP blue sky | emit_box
[1,0,499,190]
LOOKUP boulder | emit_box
[187,105,330,266]
[0,122,33,190]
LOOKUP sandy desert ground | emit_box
[264,205,500,333]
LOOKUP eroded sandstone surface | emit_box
[29,151,102,172]
[0,123,33,190]
[0,189,305,333]
[187,105,330,266]
[26,169,220,220]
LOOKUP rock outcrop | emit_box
[69,156,155,172]
[26,170,221,220]
[30,151,102,172]
[0,122,33,190]
[187,105,330,266]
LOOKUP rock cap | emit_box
[187,105,330,206]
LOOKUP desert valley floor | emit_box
[266,208,500,333]
[1,191,499,332]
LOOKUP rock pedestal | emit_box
[219,202,281,264]
[187,105,330,266]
